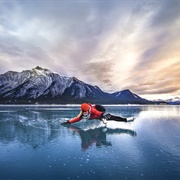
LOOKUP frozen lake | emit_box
[0,105,180,180]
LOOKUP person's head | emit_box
[81,103,90,113]
[81,103,91,118]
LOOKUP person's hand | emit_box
[101,118,107,124]
[61,121,70,125]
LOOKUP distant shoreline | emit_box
[0,104,176,106]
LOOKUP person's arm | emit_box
[61,111,83,125]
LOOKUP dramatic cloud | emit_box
[77,60,113,89]
[0,0,180,99]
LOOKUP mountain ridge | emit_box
[0,66,153,104]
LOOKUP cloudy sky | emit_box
[0,0,180,100]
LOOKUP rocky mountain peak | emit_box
[32,66,51,76]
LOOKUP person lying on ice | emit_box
[61,103,135,125]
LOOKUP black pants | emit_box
[102,113,127,122]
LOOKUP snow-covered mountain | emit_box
[152,97,180,105]
[0,66,152,104]
[164,97,180,105]
[111,89,149,104]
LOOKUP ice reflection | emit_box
[0,107,67,148]
[0,119,62,149]
[67,125,137,151]
[0,105,180,180]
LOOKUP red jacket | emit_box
[69,104,103,124]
